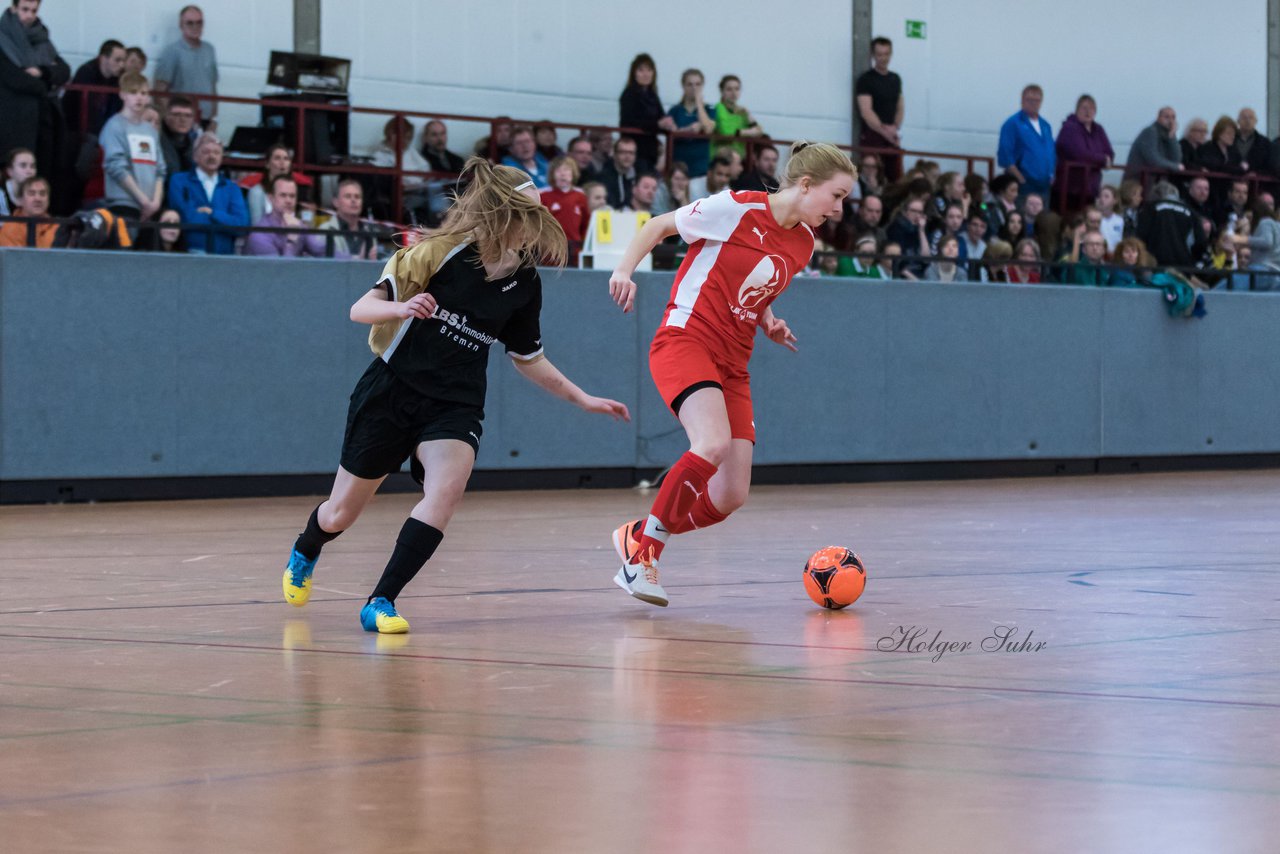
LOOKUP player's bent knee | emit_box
[321,503,360,532]
[718,488,749,515]
[692,436,733,467]
[423,477,468,511]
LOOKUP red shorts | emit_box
[649,328,755,442]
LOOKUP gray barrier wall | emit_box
[3,248,1279,490]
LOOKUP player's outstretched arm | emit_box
[609,212,679,313]
[511,355,631,421]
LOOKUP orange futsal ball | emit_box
[803,546,866,609]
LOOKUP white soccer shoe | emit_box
[613,560,669,607]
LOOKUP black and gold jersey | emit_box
[368,235,544,407]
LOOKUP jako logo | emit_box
[737,254,789,309]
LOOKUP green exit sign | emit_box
[905,19,927,39]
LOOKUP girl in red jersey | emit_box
[539,156,589,264]
[607,141,856,605]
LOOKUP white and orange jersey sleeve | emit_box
[674,190,766,246]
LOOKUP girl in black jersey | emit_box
[282,158,630,634]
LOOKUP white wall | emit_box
[40,0,292,133]
[37,0,855,159]
[319,0,855,158]
[872,0,1269,167]
[38,1,1272,171]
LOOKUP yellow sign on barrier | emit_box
[595,209,613,244]
[580,209,651,272]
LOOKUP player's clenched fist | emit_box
[396,293,437,320]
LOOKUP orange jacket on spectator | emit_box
[0,219,59,248]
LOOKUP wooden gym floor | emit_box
[1,471,1277,853]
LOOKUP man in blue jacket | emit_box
[166,132,248,254]
[998,84,1056,200]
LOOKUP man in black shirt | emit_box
[852,193,887,244]
[1135,181,1207,268]
[1216,179,1250,232]
[1235,108,1270,175]
[158,95,199,178]
[732,144,780,193]
[1184,175,1216,243]
[419,119,466,173]
[417,119,466,225]
[597,136,637,209]
[855,36,904,181]
[63,39,124,138]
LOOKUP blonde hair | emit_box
[433,157,567,269]
[1118,179,1143,209]
[118,71,148,93]
[983,238,1013,262]
[548,155,579,184]
[779,141,856,190]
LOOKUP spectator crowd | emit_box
[1,2,387,256]
[1,6,1277,290]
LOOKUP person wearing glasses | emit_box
[157,95,199,176]
[1067,225,1111,286]
[886,194,931,277]
[998,85,1055,200]
[153,5,218,131]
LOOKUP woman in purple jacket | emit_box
[1053,95,1114,214]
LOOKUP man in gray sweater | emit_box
[153,5,218,130]
[99,71,166,221]
[1125,106,1184,181]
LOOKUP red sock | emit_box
[634,452,717,563]
[655,489,729,535]
[686,490,729,530]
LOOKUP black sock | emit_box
[370,518,444,603]
[293,504,341,560]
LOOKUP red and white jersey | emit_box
[663,190,815,366]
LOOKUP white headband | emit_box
[514,181,534,191]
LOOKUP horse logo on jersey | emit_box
[737,254,789,310]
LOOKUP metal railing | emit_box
[0,213,401,257]
[65,82,466,222]
[6,212,1274,292]
[810,249,1277,291]
[1056,160,1280,213]
[656,130,995,179]
[61,83,998,211]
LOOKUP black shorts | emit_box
[340,359,483,484]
